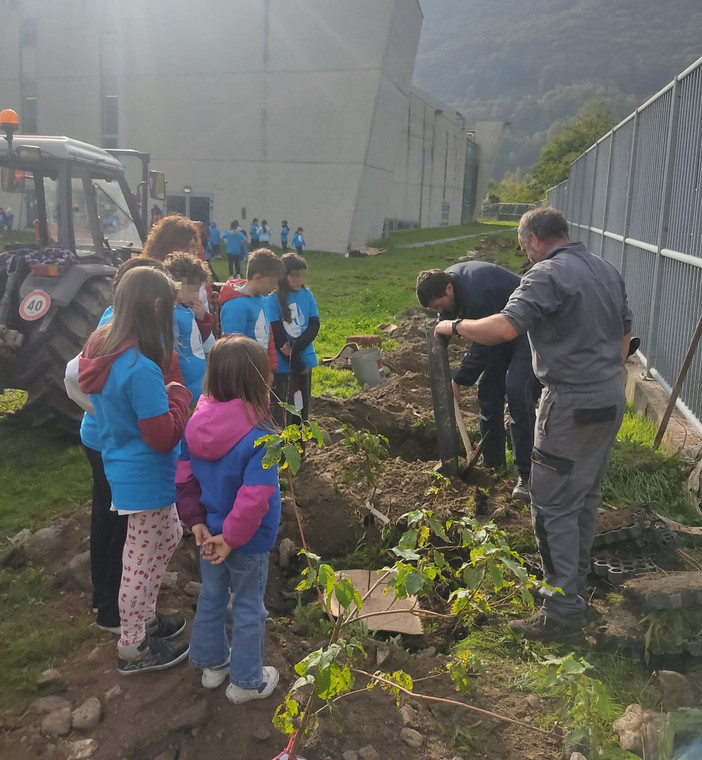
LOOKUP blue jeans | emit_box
[189,551,269,689]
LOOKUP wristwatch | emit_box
[451,318,462,335]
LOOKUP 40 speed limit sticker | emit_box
[19,290,52,321]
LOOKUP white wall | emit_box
[386,87,468,229]
[0,0,470,252]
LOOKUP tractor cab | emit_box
[0,108,166,428]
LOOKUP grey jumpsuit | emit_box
[502,241,632,626]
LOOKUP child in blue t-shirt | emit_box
[269,253,319,426]
[65,257,179,636]
[222,221,248,278]
[249,219,260,251]
[292,227,306,255]
[164,252,214,403]
[209,221,221,258]
[78,267,191,675]
[280,220,289,253]
[176,335,281,703]
[218,248,285,372]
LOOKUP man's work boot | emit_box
[511,475,530,502]
[509,612,585,644]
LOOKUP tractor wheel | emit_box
[16,276,113,436]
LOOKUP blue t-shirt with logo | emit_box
[91,348,178,511]
[268,288,319,373]
[173,303,206,402]
[222,230,246,256]
[220,293,272,354]
[80,305,113,452]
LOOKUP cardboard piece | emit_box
[329,569,424,635]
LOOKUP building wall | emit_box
[0,0,470,252]
[386,87,467,230]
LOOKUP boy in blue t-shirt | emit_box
[218,248,285,372]
[221,221,248,278]
[292,227,306,255]
[209,221,221,258]
[164,252,214,402]
[280,220,290,253]
[249,219,260,251]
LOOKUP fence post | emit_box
[599,133,615,258]
[619,112,639,281]
[585,144,598,250]
[645,76,682,374]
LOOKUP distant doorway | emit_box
[166,193,212,225]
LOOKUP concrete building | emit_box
[0,0,496,253]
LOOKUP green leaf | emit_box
[283,443,302,474]
[391,547,421,561]
[462,565,484,590]
[427,515,449,541]
[335,578,357,610]
[487,562,505,590]
[398,529,418,550]
[404,571,425,596]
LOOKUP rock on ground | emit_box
[658,670,697,709]
[358,746,380,760]
[66,550,92,592]
[72,697,103,731]
[613,703,667,758]
[278,537,297,568]
[66,738,99,759]
[184,581,202,597]
[41,707,72,737]
[29,696,71,715]
[166,698,209,731]
[37,668,64,687]
[400,727,424,749]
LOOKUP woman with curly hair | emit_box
[141,213,200,262]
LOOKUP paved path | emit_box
[398,226,517,249]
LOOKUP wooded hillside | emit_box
[415,0,702,176]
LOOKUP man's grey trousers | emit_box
[529,374,625,626]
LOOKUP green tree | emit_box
[531,105,616,196]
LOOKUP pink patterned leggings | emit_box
[119,505,182,647]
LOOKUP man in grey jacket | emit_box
[435,207,632,642]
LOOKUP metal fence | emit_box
[547,56,702,435]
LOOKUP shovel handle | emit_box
[453,397,474,456]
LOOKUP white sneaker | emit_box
[225,666,279,704]
[202,658,230,689]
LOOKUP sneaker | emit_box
[202,657,230,689]
[96,622,122,635]
[509,612,585,643]
[118,635,190,675]
[225,666,279,704]
[511,476,530,502]
[147,612,186,640]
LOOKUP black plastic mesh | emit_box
[426,333,459,475]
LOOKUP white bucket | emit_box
[349,347,386,386]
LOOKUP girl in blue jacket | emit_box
[176,335,281,703]
[78,267,192,675]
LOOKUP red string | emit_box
[271,732,297,760]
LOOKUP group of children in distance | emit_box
[207,218,306,280]
[63,213,319,705]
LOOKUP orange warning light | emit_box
[0,109,20,131]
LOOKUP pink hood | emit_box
[185,396,265,461]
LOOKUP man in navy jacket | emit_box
[417,261,539,500]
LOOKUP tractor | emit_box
[0,108,166,430]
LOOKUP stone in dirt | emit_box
[278,537,297,568]
[41,707,72,737]
[358,746,380,760]
[167,698,209,731]
[658,670,697,709]
[29,696,71,714]
[66,550,92,592]
[72,697,102,731]
[161,570,179,589]
[375,644,390,666]
[37,669,64,688]
[11,527,32,545]
[613,703,667,758]
[104,684,122,701]
[399,702,418,726]
[253,725,272,741]
[66,738,99,759]
[570,754,588,760]
[400,727,424,749]
[342,751,358,760]
[184,581,202,597]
